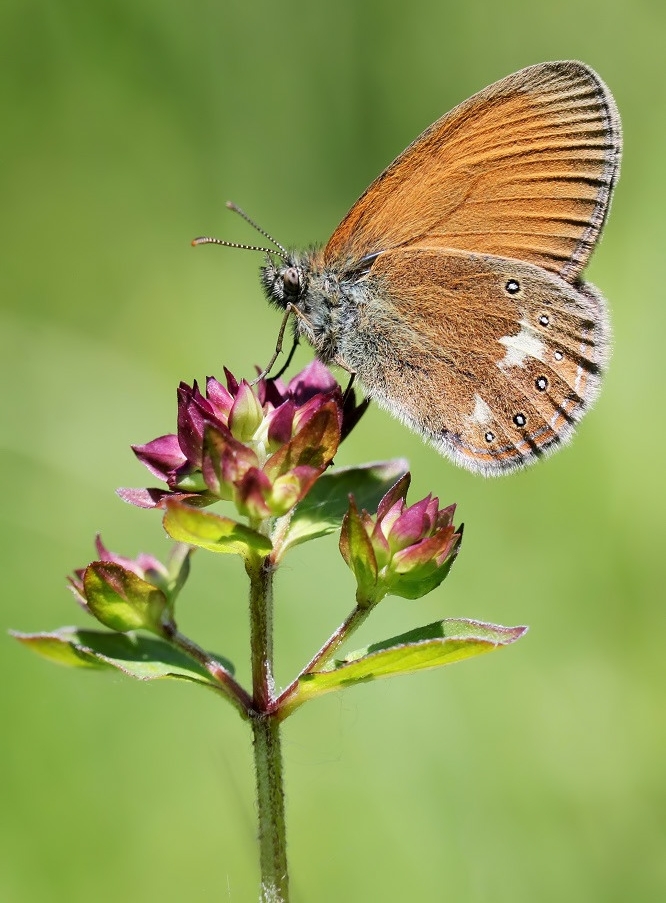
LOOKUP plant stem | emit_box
[247,552,289,902]
[252,713,289,903]
[248,552,275,710]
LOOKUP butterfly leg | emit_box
[252,304,297,384]
[271,335,300,380]
[341,372,356,406]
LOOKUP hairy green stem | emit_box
[252,713,289,902]
[247,552,289,902]
[248,553,275,710]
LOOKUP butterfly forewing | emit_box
[324,61,621,283]
[339,249,610,473]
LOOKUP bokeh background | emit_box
[2,1,664,900]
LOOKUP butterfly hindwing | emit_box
[338,248,610,473]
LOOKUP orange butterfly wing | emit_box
[324,61,621,282]
[337,248,610,473]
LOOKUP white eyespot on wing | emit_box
[467,394,493,425]
[498,320,546,371]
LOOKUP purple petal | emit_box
[425,496,440,529]
[392,527,456,573]
[202,424,258,492]
[288,360,338,404]
[376,473,411,521]
[92,535,167,581]
[234,467,272,519]
[264,401,340,479]
[434,531,461,566]
[292,392,331,431]
[435,504,457,530]
[223,367,239,396]
[258,375,289,408]
[132,434,186,481]
[116,487,174,509]
[205,376,234,420]
[389,496,432,547]
[177,381,211,465]
[266,400,295,448]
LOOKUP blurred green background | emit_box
[2,1,664,900]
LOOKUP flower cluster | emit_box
[120,362,367,521]
[340,473,462,605]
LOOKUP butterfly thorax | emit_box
[260,248,361,364]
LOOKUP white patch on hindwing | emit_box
[498,319,546,370]
[467,394,492,425]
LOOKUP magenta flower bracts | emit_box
[119,362,367,520]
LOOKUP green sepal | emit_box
[280,459,408,555]
[384,551,458,600]
[281,619,527,716]
[340,498,378,605]
[83,562,169,633]
[11,627,234,687]
[163,498,272,557]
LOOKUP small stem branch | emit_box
[252,713,289,902]
[165,625,253,718]
[274,602,373,713]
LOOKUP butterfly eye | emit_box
[283,267,300,295]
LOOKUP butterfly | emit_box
[195,61,621,475]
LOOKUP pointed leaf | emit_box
[282,619,527,714]
[11,627,234,687]
[163,499,272,557]
[280,459,409,554]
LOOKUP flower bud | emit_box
[339,474,462,605]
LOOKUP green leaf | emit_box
[84,562,168,633]
[280,459,409,554]
[163,499,272,557]
[281,619,527,715]
[11,627,234,687]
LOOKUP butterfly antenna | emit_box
[225,201,288,256]
[190,235,286,258]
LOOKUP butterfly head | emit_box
[260,254,309,310]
